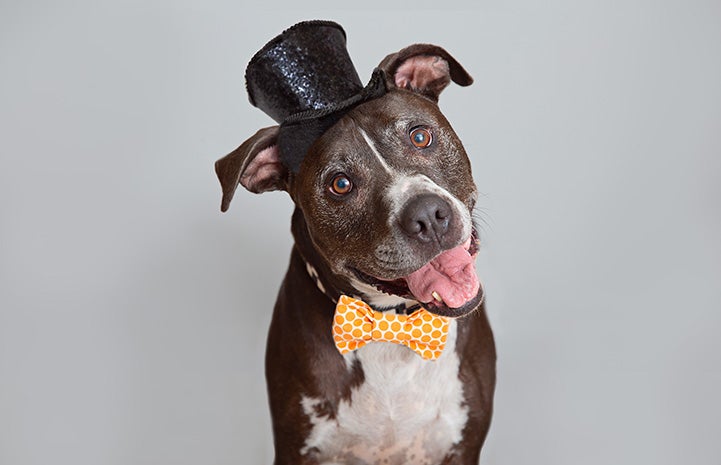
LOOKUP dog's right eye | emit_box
[329,174,353,196]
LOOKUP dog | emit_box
[215,21,495,465]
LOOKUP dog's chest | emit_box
[300,321,467,465]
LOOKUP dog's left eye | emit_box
[409,127,432,148]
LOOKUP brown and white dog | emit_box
[216,40,496,465]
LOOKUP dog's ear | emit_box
[214,126,287,212]
[378,44,473,101]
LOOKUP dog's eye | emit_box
[409,127,432,148]
[329,174,353,196]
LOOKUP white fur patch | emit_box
[300,321,467,464]
[359,128,395,175]
[369,173,474,275]
[348,277,417,311]
[386,174,472,242]
[306,262,327,295]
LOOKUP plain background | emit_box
[1,0,720,464]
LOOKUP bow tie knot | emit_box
[332,295,450,360]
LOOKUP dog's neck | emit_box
[291,207,421,314]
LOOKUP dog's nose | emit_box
[399,194,453,243]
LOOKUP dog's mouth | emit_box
[353,229,483,318]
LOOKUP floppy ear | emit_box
[378,44,473,101]
[214,126,287,212]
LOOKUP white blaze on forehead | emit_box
[359,127,395,174]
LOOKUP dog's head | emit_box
[216,45,482,317]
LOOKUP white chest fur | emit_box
[300,321,467,465]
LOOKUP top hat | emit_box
[244,20,387,172]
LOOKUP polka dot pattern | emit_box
[332,295,450,361]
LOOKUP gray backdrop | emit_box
[1,1,720,464]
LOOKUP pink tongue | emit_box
[405,243,480,309]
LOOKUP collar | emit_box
[303,260,422,315]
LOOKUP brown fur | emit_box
[216,44,496,464]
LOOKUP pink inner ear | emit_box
[240,145,284,193]
[394,55,450,90]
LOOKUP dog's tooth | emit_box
[432,291,443,303]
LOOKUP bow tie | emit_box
[332,295,450,361]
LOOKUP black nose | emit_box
[399,194,453,243]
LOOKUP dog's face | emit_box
[216,45,483,317]
[293,90,481,316]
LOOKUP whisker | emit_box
[471,203,494,237]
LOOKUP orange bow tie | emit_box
[332,295,450,361]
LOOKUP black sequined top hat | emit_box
[245,20,387,172]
